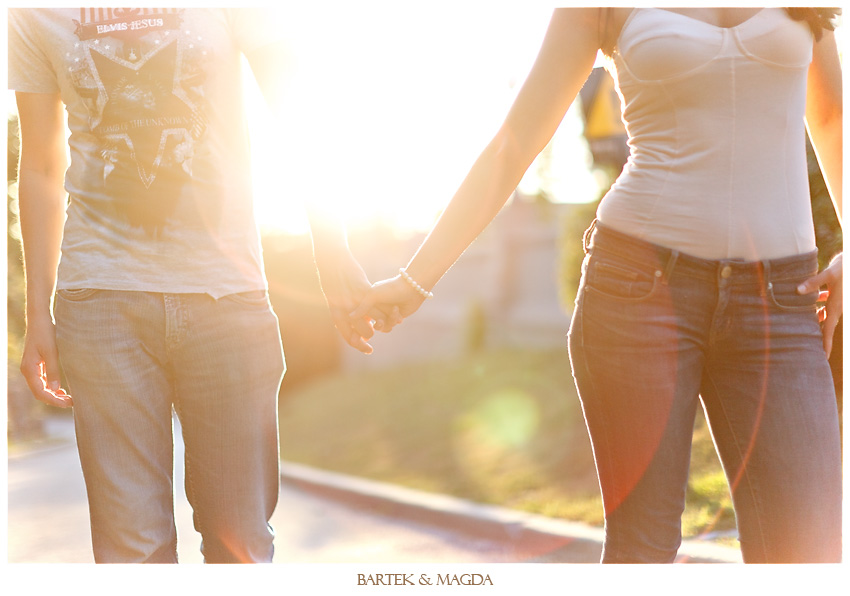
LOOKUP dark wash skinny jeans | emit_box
[568,221,842,563]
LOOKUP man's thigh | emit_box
[169,291,285,563]
[54,289,177,563]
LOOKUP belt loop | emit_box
[761,259,772,297]
[582,218,598,254]
[662,250,679,285]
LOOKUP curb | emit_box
[7,416,77,460]
[280,461,743,564]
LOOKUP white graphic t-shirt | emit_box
[9,8,283,298]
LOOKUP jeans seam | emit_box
[701,368,769,562]
[584,375,620,562]
[766,285,820,312]
[584,251,663,303]
[585,276,661,303]
[574,288,622,562]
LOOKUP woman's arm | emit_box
[805,29,842,220]
[354,8,605,319]
[16,91,73,407]
[799,29,843,355]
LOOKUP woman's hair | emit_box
[785,7,841,40]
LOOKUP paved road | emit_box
[7,415,601,564]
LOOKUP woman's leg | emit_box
[169,291,285,564]
[55,289,178,563]
[569,244,709,563]
[699,265,842,563]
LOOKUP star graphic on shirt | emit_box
[88,37,197,188]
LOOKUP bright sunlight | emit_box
[244,5,602,235]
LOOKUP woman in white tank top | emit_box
[355,8,842,563]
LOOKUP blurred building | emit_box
[344,195,583,370]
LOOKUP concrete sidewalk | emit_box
[281,462,743,564]
[10,414,743,564]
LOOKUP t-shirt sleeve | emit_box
[8,8,60,93]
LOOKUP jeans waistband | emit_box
[584,220,819,285]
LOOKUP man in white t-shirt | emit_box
[8,7,377,563]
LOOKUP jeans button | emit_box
[720,265,732,279]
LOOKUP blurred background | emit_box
[7,6,843,547]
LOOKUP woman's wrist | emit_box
[398,268,434,300]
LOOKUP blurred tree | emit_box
[807,135,843,267]
[462,299,487,354]
[805,136,843,427]
[8,112,47,442]
[8,114,24,361]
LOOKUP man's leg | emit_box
[55,289,178,563]
[170,291,285,564]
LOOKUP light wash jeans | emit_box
[568,222,842,563]
[55,289,285,563]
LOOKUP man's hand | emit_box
[314,249,382,354]
[798,252,843,356]
[20,315,72,407]
[15,91,71,406]
[351,274,428,329]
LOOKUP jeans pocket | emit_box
[767,278,819,311]
[56,288,101,301]
[585,255,660,301]
[221,290,270,307]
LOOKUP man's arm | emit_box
[245,41,379,353]
[16,91,73,407]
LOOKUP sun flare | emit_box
[244,6,602,236]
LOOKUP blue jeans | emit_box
[54,290,285,563]
[568,222,842,563]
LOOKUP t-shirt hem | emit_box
[55,281,269,300]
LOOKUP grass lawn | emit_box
[279,348,736,540]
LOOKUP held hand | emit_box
[315,249,378,354]
[798,252,842,356]
[351,275,429,331]
[20,316,73,408]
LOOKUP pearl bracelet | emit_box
[399,268,434,299]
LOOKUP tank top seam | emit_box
[732,28,813,70]
[603,6,813,260]
[725,50,736,258]
[638,84,676,241]
[617,8,807,85]
[612,7,641,55]
[617,43,724,85]
[782,101,804,255]
[614,8,720,85]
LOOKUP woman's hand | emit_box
[351,275,429,333]
[798,252,842,355]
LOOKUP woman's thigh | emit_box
[700,283,841,563]
[569,248,710,562]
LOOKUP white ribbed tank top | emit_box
[596,7,816,261]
